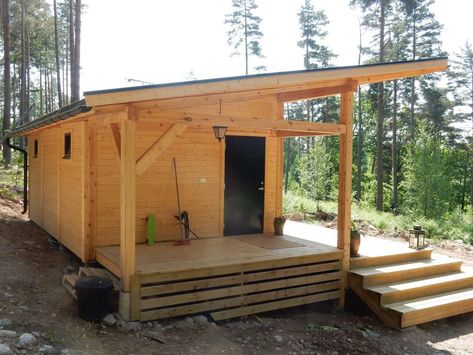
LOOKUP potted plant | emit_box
[350,221,361,257]
[273,216,287,236]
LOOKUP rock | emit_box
[31,331,40,337]
[17,305,29,312]
[38,345,54,353]
[0,330,17,338]
[60,349,71,355]
[274,335,283,343]
[184,317,195,324]
[142,330,165,344]
[17,333,37,349]
[0,343,12,355]
[0,320,12,328]
[193,315,209,325]
[127,322,141,332]
[3,293,13,298]
[102,314,116,327]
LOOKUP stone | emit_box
[17,305,29,312]
[3,293,13,298]
[127,322,141,332]
[38,345,54,353]
[274,335,283,343]
[0,320,12,328]
[0,343,12,355]
[31,331,40,338]
[102,314,116,327]
[0,330,17,338]
[193,315,209,325]
[17,333,37,349]
[60,349,71,355]
[184,317,194,324]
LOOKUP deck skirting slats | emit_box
[132,256,342,321]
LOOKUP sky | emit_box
[79,0,473,93]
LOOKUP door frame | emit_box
[220,132,268,236]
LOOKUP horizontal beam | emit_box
[277,81,357,103]
[138,111,346,135]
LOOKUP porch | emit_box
[95,234,343,321]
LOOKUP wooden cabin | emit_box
[10,58,455,325]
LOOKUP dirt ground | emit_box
[1,199,473,355]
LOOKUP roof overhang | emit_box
[84,57,448,107]
[8,57,447,137]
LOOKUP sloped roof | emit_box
[9,57,448,136]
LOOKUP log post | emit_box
[120,109,137,294]
[337,91,354,309]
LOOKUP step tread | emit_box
[350,258,460,277]
[384,287,473,313]
[365,271,473,295]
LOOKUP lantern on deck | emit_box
[409,225,426,249]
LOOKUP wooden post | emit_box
[120,112,136,292]
[337,91,354,309]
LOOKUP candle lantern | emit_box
[409,225,426,249]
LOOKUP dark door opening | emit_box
[224,136,265,236]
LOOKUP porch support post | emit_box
[120,109,136,293]
[337,91,354,309]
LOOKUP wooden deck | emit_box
[95,234,343,321]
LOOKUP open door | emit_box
[224,136,265,236]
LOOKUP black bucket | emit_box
[75,276,113,321]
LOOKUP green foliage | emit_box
[0,152,24,201]
[283,193,473,245]
[297,0,336,69]
[225,0,264,74]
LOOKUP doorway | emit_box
[224,136,265,236]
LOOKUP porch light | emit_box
[213,126,227,142]
[409,225,426,249]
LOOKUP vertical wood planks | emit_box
[120,113,136,292]
[337,91,354,308]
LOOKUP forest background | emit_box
[0,0,472,244]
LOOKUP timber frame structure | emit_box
[8,58,448,322]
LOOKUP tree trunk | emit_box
[355,23,363,203]
[69,0,75,102]
[2,0,12,165]
[243,0,248,75]
[375,0,386,211]
[392,80,399,212]
[71,0,81,101]
[20,0,27,124]
[54,0,63,108]
[409,5,417,156]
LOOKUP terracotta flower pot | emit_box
[274,223,284,236]
[350,230,361,257]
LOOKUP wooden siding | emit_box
[59,123,85,257]
[40,128,60,237]
[94,96,281,247]
[28,134,42,225]
[27,123,85,259]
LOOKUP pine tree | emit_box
[449,41,473,210]
[400,0,444,153]
[351,0,394,211]
[2,0,12,165]
[297,0,335,69]
[225,0,264,75]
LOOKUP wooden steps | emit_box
[348,251,473,329]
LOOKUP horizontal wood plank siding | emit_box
[131,254,342,321]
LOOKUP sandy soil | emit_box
[0,199,473,354]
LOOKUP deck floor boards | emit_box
[95,234,341,277]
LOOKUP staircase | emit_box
[348,249,473,329]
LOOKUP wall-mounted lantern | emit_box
[409,225,426,249]
[213,126,228,142]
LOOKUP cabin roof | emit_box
[9,57,447,136]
